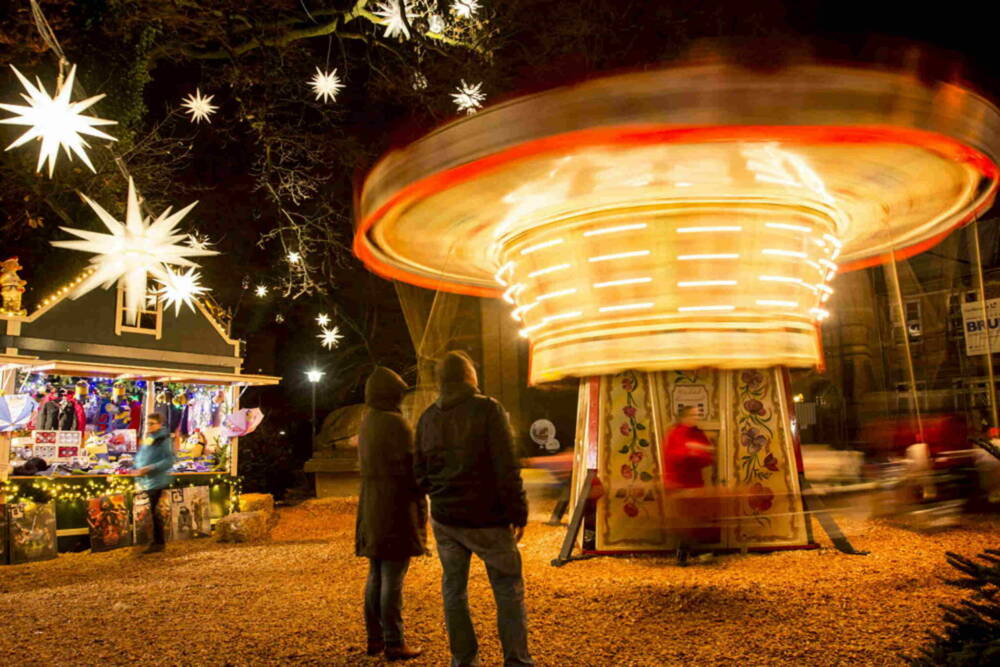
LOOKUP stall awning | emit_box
[3,357,281,386]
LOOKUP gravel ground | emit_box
[0,497,996,666]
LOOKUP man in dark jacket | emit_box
[415,351,533,667]
[355,367,426,661]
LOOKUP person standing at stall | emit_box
[355,366,426,661]
[134,413,174,554]
[415,350,534,667]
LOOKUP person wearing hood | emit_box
[415,351,533,667]
[355,366,426,662]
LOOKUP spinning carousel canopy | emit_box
[355,64,1000,383]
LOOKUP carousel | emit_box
[354,58,1000,559]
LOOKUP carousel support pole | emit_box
[551,468,596,567]
[971,218,999,433]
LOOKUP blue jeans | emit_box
[364,557,410,645]
[432,520,534,667]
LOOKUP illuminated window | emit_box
[115,281,162,338]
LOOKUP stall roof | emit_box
[3,358,281,386]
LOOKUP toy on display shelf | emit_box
[86,494,131,552]
[0,257,27,316]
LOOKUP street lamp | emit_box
[306,369,324,447]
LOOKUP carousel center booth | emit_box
[1,269,278,562]
[356,60,1000,557]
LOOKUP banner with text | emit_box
[961,298,1000,355]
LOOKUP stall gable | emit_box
[2,288,240,373]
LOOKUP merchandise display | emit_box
[6,501,57,564]
[6,372,238,478]
[86,493,131,552]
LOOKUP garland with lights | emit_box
[1,473,242,514]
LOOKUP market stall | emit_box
[1,265,279,557]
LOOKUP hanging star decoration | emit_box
[318,326,343,350]
[255,285,268,297]
[275,314,285,323]
[428,14,446,33]
[451,0,480,19]
[451,80,485,115]
[156,267,210,316]
[373,0,415,40]
[50,178,216,323]
[316,313,330,327]
[0,64,117,178]
[186,233,213,251]
[181,89,217,124]
[309,67,344,103]
[412,71,429,91]
[287,251,301,264]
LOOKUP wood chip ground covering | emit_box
[1,497,997,666]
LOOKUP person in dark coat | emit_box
[355,366,426,662]
[415,351,534,667]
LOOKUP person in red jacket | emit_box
[660,406,717,565]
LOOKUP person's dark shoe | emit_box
[385,643,423,661]
[141,543,165,555]
[675,547,689,566]
[366,639,385,656]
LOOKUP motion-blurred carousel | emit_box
[355,61,1000,557]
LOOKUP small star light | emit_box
[318,326,343,350]
[428,14,446,33]
[316,313,330,327]
[451,80,485,115]
[287,251,301,264]
[181,89,218,124]
[0,64,117,177]
[309,67,344,103]
[275,314,285,323]
[451,0,480,19]
[374,0,415,40]
[186,233,212,251]
[50,178,216,323]
[255,285,268,297]
[156,267,210,316]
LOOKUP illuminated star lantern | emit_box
[181,89,218,124]
[287,251,301,264]
[51,178,217,323]
[428,14,446,33]
[316,313,330,327]
[255,285,268,297]
[318,326,343,350]
[186,233,212,251]
[0,64,117,178]
[451,0,480,19]
[275,314,285,323]
[374,0,415,40]
[156,266,210,316]
[451,80,485,115]
[309,67,344,103]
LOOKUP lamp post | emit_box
[306,369,324,448]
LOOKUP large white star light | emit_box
[51,178,217,323]
[318,326,343,350]
[309,67,345,103]
[451,0,480,19]
[374,0,415,40]
[181,89,218,123]
[156,266,210,316]
[0,64,117,177]
[451,80,485,115]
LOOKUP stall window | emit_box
[115,282,162,337]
